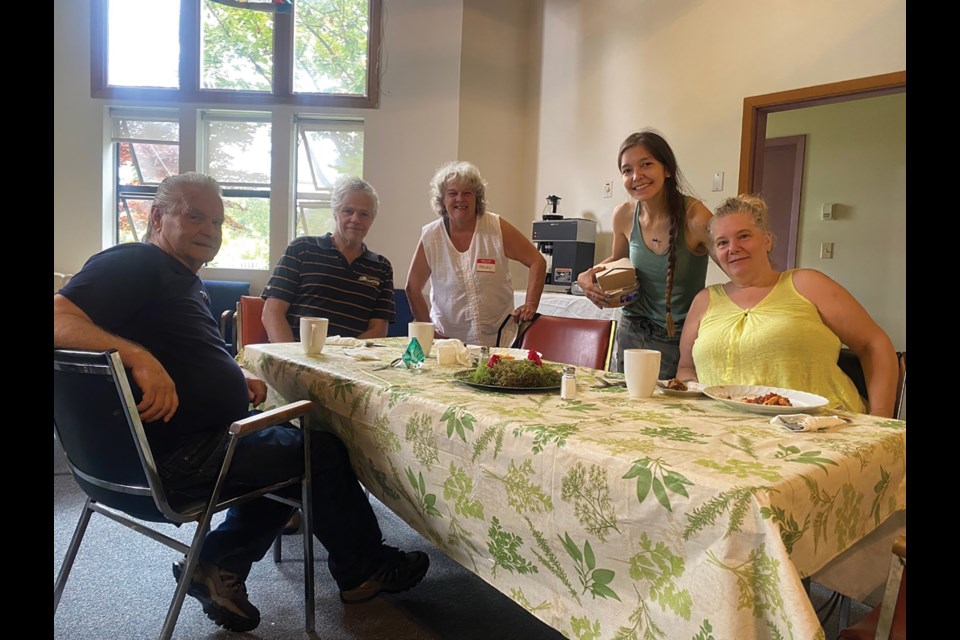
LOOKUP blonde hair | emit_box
[710,194,771,235]
[709,195,776,260]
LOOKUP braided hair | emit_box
[617,130,689,337]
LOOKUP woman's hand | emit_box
[513,302,538,322]
[577,266,611,308]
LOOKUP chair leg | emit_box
[273,533,283,563]
[54,499,95,613]
[159,522,212,640]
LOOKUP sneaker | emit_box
[172,558,261,632]
[339,548,430,604]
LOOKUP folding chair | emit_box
[53,349,315,639]
[516,313,617,370]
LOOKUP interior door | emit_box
[758,135,805,270]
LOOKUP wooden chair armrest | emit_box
[230,400,314,437]
[892,534,906,559]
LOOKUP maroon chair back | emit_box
[518,315,616,370]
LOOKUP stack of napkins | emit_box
[770,414,847,432]
[327,336,364,347]
[434,339,472,366]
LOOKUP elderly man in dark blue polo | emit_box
[53,172,428,634]
[262,176,395,342]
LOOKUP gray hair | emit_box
[144,172,222,240]
[331,176,379,217]
[429,161,487,217]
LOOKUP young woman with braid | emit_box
[577,130,712,377]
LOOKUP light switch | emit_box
[820,242,834,259]
[712,171,724,192]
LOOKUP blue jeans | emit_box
[613,315,682,379]
[158,419,386,590]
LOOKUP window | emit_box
[202,111,272,270]
[294,118,364,237]
[93,0,382,108]
[110,109,180,244]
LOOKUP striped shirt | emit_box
[263,234,395,338]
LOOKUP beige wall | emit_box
[533,0,906,292]
[458,0,544,290]
[766,94,906,350]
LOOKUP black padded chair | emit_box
[53,349,316,639]
[837,348,907,419]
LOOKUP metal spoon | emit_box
[372,357,403,371]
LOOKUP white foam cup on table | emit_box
[300,317,329,355]
[408,321,435,357]
[623,349,661,398]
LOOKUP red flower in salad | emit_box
[486,354,502,368]
[526,350,543,366]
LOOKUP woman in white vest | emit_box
[405,161,546,347]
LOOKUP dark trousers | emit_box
[159,422,386,591]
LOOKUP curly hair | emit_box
[429,161,487,217]
[617,130,690,337]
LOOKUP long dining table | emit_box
[240,339,906,640]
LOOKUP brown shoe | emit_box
[173,558,260,632]
[282,509,303,535]
[339,548,430,604]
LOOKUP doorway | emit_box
[738,71,905,194]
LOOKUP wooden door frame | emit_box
[738,71,906,194]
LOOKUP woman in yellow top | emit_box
[676,195,898,417]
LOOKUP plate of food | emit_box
[453,350,562,393]
[656,379,706,397]
[702,385,829,415]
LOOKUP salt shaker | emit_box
[561,366,577,401]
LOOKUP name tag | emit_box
[358,275,381,286]
[476,258,496,273]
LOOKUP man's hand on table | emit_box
[243,369,268,407]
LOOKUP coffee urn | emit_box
[532,195,596,293]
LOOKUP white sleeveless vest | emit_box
[422,212,514,346]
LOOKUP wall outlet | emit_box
[602,181,613,198]
[820,242,834,259]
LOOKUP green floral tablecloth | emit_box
[241,340,906,640]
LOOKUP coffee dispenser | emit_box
[532,197,596,293]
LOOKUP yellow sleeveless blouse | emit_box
[692,270,866,412]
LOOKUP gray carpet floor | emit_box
[54,437,869,639]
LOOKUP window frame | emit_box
[91,0,382,108]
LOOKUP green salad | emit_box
[467,352,562,387]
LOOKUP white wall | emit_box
[767,94,906,350]
[533,0,906,291]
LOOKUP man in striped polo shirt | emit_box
[262,177,395,341]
